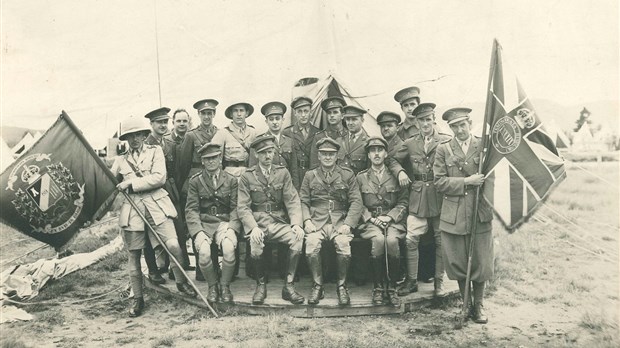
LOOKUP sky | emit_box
[2,0,618,147]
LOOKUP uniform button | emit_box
[465,192,468,195]
[465,162,468,165]
[426,183,429,186]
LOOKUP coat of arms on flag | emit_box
[481,40,567,231]
[1,112,118,249]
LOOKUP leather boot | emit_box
[252,257,267,304]
[128,296,144,317]
[370,257,385,305]
[307,253,324,305]
[147,272,166,285]
[386,256,401,306]
[176,282,197,298]
[472,281,488,324]
[207,284,219,303]
[434,276,446,297]
[281,251,305,304]
[336,254,351,306]
[458,280,474,319]
[397,278,418,296]
[220,284,234,303]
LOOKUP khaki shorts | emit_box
[123,213,177,251]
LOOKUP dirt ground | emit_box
[1,162,618,348]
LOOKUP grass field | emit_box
[1,162,618,348]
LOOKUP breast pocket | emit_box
[249,185,268,202]
[271,183,284,202]
[440,195,459,224]
[333,183,348,201]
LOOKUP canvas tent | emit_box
[288,75,381,137]
[546,119,571,149]
[11,132,34,157]
[572,122,597,151]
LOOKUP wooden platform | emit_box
[142,255,459,318]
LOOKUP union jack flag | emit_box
[481,40,566,231]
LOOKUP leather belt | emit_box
[311,199,347,212]
[251,202,283,213]
[199,205,230,215]
[412,172,434,182]
[370,205,393,217]
[223,160,247,167]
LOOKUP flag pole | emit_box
[120,190,219,318]
[459,39,499,325]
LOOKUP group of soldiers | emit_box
[112,86,493,324]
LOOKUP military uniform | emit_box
[309,126,348,169]
[113,114,196,317]
[249,102,299,188]
[340,129,369,174]
[237,135,305,304]
[387,103,452,296]
[185,143,240,303]
[301,138,363,305]
[356,137,408,304]
[178,124,218,192]
[394,86,421,140]
[211,122,257,178]
[164,131,185,188]
[434,107,493,324]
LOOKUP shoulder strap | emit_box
[126,159,143,178]
[225,127,250,153]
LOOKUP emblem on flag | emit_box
[8,154,85,234]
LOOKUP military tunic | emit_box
[339,130,370,175]
[309,126,348,169]
[282,123,320,191]
[356,167,408,257]
[111,144,177,250]
[396,121,420,140]
[211,122,257,178]
[178,124,218,193]
[237,165,303,257]
[434,136,494,282]
[300,166,363,256]
[248,132,299,189]
[185,169,241,243]
[163,131,185,190]
[386,134,403,161]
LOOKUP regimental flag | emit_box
[0,112,119,248]
[481,40,566,231]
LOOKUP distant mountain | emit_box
[0,126,44,148]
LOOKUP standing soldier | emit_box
[237,135,306,305]
[178,99,219,280]
[356,137,408,305]
[434,107,493,324]
[185,143,240,303]
[340,105,370,175]
[112,116,197,317]
[211,101,258,179]
[143,107,187,281]
[179,99,219,193]
[376,111,403,160]
[309,96,348,168]
[394,86,421,140]
[166,109,191,186]
[388,103,452,297]
[282,96,320,191]
[301,138,363,305]
[248,102,299,188]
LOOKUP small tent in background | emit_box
[11,132,34,157]
[572,122,596,151]
[0,136,14,171]
[546,119,571,149]
[290,75,381,137]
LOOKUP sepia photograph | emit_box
[1,0,618,347]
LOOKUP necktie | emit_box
[325,171,331,180]
[461,140,469,154]
[350,133,356,143]
[424,136,432,153]
[301,127,307,139]
[132,150,139,162]
[212,174,217,187]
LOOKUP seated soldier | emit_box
[112,115,197,318]
[356,137,408,305]
[237,135,306,305]
[185,143,240,303]
[300,138,363,306]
